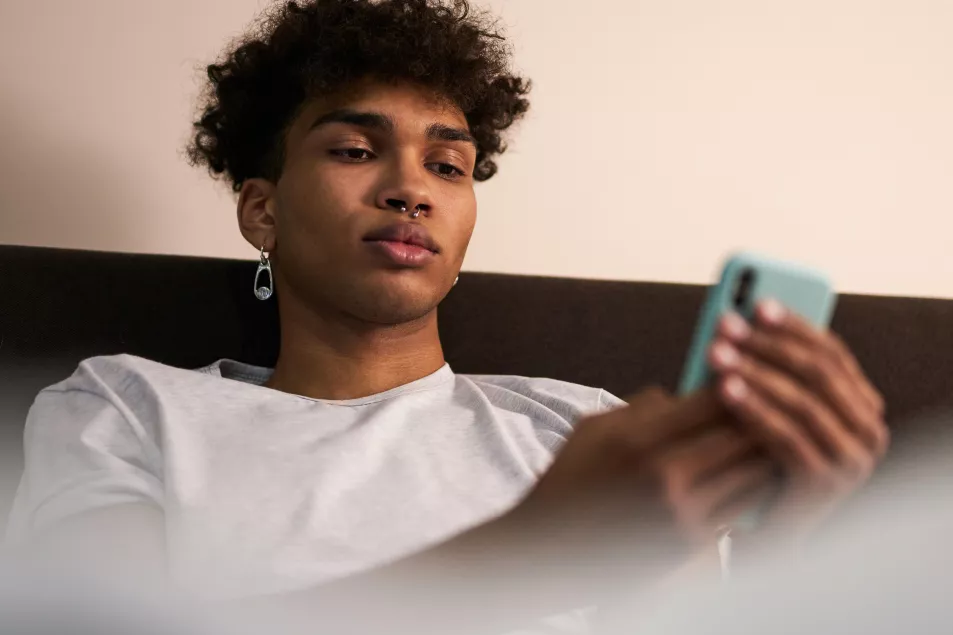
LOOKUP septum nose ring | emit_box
[400,205,422,219]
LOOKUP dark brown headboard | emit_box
[2,244,951,518]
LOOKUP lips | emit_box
[363,222,440,268]
[363,223,440,254]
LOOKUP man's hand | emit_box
[708,299,889,539]
[509,387,776,577]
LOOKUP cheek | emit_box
[278,161,372,235]
[453,190,478,248]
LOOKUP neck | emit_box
[264,295,447,401]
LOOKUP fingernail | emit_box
[721,312,750,340]
[711,341,740,369]
[758,299,787,325]
[722,375,748,402]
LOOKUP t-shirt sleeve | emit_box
[7,385,164,542]
[597,389,627,412]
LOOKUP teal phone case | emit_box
[677,252,837,396]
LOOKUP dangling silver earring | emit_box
[254,245,274,301]
[453,276,459,287]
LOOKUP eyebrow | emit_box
[426,122,477,148]
[309,109,395,132]
[309,109,477,148]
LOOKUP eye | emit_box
[330,148,375,161]
[427,162,466,180]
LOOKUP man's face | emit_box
[263,81,478,325]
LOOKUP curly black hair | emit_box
[188,0,531,191]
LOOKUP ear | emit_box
[237,178,278,252]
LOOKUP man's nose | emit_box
[375,160,434,218]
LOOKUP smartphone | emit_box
[678,252,838,395]
[678,253,837,531]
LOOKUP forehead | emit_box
[293,80,468,134]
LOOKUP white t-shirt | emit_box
[8,354,623,599]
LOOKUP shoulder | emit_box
[27,354,175,430]
[459,373,625,421]
[12,356,176,540]
[27,354,213,442]
[41,354,211,402]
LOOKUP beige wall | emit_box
[2,0,951,298]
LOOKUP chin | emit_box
[346,277,445,325]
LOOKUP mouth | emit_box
[363,223,440,253]
[362,223,440,268]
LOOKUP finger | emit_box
[614,388,726,452]
[714,372,832,475]
[653,426,757,492]
[821,331,886,417]
[727,326,889,456]
[752,301,885,417]
[679,459,778,533]
[713,341,877,479]
[621,385,676,415]
[707,473,783,531]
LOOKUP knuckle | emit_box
[827,331,848,351]
[811,358,840,392]
[792,392,824,426]
[574,413,604,437]
[784,346,815,376]
[822,345,845,372]
[824,332,851,361]
[830,334,867,374]
[857,412,889,453]
[762,415,795,448]
[576,415,645,472]
[872,391,887,417]
[642,385,668,399]
[771,339,797,363]
[636,385,673,407]
[806,330,831,353]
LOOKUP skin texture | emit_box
[237,81,478,400]
[709,300,889,542]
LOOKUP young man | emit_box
[8,0,888,632]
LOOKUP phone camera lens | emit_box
[733,268,756,309]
